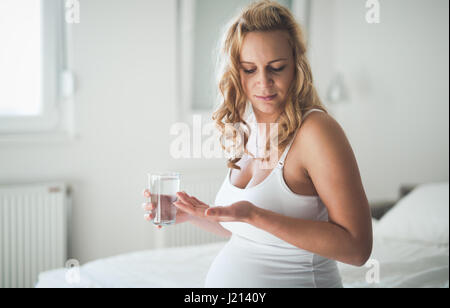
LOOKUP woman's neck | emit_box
[253,110,282,124]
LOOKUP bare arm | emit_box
[249,208,370,266]
[247,113,373,266]
[188,215,232,239]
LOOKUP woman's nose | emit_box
[257,70,274,89]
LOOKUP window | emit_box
[0,0,73,136]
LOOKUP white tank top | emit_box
[216,109,329,246]
[205,109,343,288]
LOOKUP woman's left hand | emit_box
[204,200,256,223]
[174,191,256,223]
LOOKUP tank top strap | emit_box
[277,132,298,168]
[303,108,324,119]
[277,109,325,168]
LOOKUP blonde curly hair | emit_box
[212,0,328,170]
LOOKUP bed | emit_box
[36,182,449,288]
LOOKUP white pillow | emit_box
[375,182,449,245]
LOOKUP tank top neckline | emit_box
[226,158,320,199]
[227,156,282,191]
[226,109,324,198]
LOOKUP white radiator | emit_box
[0,183,69,288]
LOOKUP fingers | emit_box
[144,212,152,221]
[176,191,195,204]
[174,199,203,217]
[143,189,151,198]
[142,202,155,221]
[142,189,162,229]
[143,210,163,229]
[175,193,195,209]
[191,196,203,204]
[173,200,196,216]
[142,202,155,212]
[176,192,207,208]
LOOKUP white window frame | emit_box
[0,0,75,141]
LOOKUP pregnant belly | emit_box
[204,235,342,288]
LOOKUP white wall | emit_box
[0,0,194,264]
[309,0,449,201]
[0,0,448,264]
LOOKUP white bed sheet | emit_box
[36,242,225,288]
[36,232,449,288]
[338,237,448,288]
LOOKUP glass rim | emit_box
[147,172,181,178]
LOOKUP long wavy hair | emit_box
[212,0,328,171]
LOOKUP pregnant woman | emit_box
[143,0,372,288]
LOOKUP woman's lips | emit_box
[255,94,278,101]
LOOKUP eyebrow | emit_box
[240,58,288,65]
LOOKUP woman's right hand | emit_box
[173,191,214,221]
[142,189,192,229]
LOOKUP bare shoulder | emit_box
[293,111,354,172]
[298,111,345,142]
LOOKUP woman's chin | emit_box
[256,101,281,114]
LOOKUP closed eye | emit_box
[271,66,286,73]
[242,66,286,75]
[243,69,256,74]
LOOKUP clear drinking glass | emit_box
[146,172,180,226]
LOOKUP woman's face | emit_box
[239,30,295,121]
